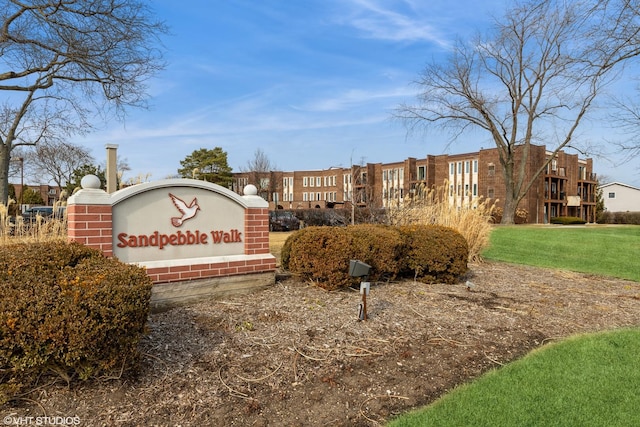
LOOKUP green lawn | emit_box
[387,224,640,426]
[388,328,640,427]
[482,225,640,282]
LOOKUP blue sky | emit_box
[73,0,639,187]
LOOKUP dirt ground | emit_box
[4,261,640,426]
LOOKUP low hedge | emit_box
[550,216,587,225]
[598,211,640,225]
[283,224,468,289]
[398,224,469,284]
[348,224,405,282]
[0,241,153,404]
[283,226,354,290]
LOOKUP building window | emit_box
[309,177,315,187]
[465,161,470,174]
[450,163,455,175]
[488,188,495,199]
[473,183,477,196]
[303,192,308,201]
[488,163,495,176]
[316,177,322,187]
[417,166,426,181]
[608,192,615,198]
[283,178,288,188]
[473,160,478,173]
[303,177,308,187]
[457,162,462,174]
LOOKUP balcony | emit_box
[579,173,598,182]
[545,191,566,201]
[546,167,567,178]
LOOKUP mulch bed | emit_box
[4,261,640,426]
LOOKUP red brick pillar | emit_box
[244,207,270,255]
[242,185,276,272]
[66,175,113,257]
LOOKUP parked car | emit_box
[269,210,300,231]
[21,206,54,220]
[20,206,66,222]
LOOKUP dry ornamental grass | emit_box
[0,202,68,244]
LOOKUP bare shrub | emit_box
[386,182,495,263]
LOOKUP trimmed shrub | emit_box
[280,230,297,271]
[398,224,469,284]
[0,241,153,404]
[284,226,354,290]
[550,216,587,225]
[284,224,468,289]
[347,224,404,282]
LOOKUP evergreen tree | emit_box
[178,148,233,187]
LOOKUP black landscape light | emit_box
[349,260,371,321]
[349,259,371,278]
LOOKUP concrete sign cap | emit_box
[244,184,258,195]
[81,174,102,189]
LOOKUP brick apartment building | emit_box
[231,144,598,224]
[11,184,64,208]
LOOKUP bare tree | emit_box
[242,148,278,203]
[396,0,640,223]
[0,0,167,205]
[26,141,94,191]
[609,93,640,165]
[112,156,131,190]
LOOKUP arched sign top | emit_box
[110,178,267,209]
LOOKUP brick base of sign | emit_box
[144,255,277,283]
[141,254,276,310]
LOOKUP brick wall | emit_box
[67,204,113,257]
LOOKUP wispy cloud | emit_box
[294,86,416,112]
[334,0,451,48]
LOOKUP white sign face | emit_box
[112,185,245,263]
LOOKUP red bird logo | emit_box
[169,193,200,227]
